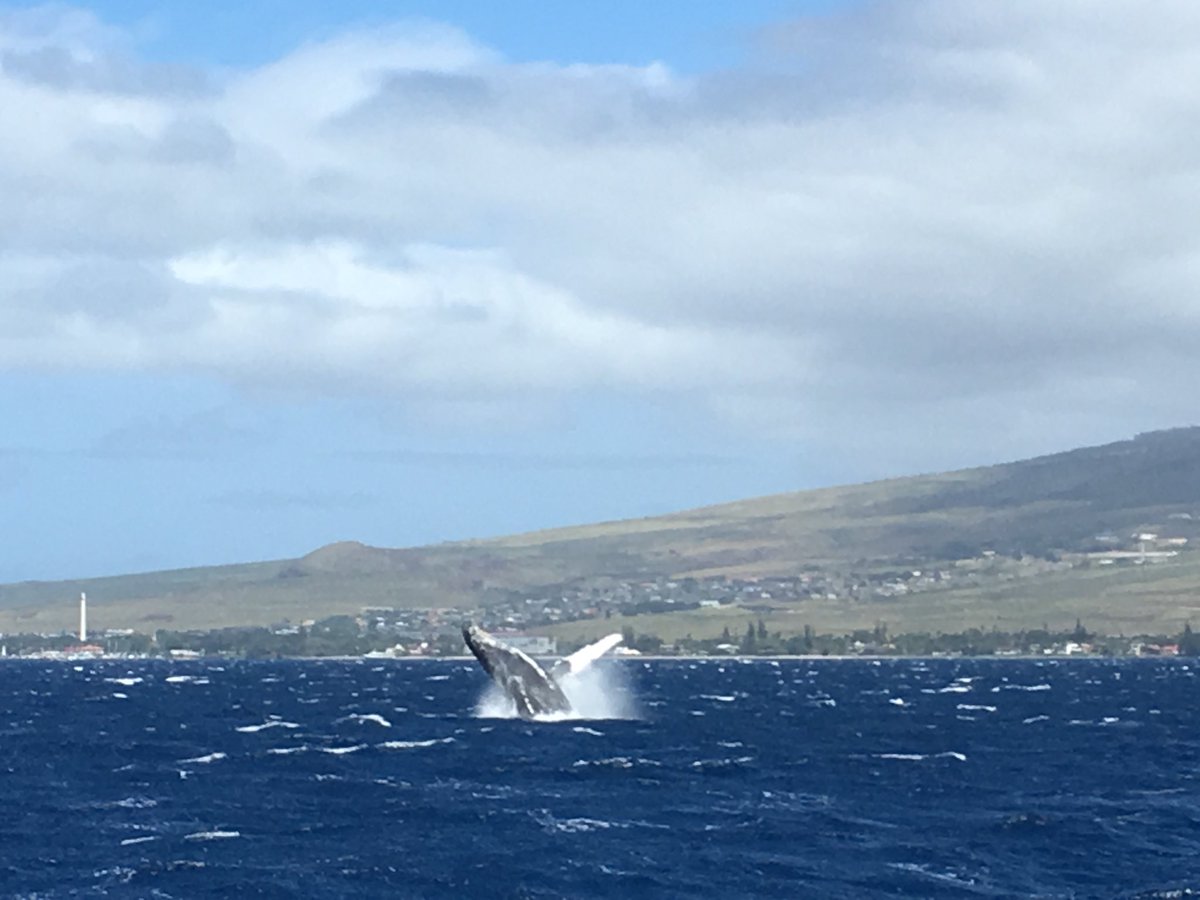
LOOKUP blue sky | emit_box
[67,0,826,69]
[2,1,1199,581]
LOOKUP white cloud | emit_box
[164,241,789,394]
[2,1,1199,462]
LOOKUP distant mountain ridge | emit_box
[3,426,1200,634]
[474,425,1200,572]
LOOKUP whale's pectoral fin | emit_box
[550,633,624,679]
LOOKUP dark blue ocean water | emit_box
[2,657,1199,898]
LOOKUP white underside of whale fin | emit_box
[552,633,624,678]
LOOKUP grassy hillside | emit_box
[535,553,1200,644]
[484,426,1200,572]
[4,427,1200,635]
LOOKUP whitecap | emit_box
[111,693,128,699]
[992,683,1051,692]
[572,726,604,736]
[319,744,366,755]
[105,677,143,686]
[574,756,631,768]
[538,814,621,834]
[184,830,240,841]
[236,720,300,733]
[699,694,737,702]
[1023,714,1050,724]
[339,713,392,728]
[378,737,455,750]
[112,797,157,809]
[691,756,754,769]
[957,704,997,712]
[889,698,907,706]
[572,756,661,769]
[178,752,227,765]
[266,746,308,755]
[876,751,965,762]
[889,861,977,886]
[119,836,158,846]
[93,864,137,883]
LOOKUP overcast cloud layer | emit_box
[3,2,1199,463]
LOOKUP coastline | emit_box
[1,652,1184,662]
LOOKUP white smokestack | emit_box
[79,592,87,642]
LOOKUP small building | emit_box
[62,644,104,658]
[499,635,557,656]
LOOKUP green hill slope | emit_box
[4,427,1200,635]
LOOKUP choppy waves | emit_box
[2,656,1199,897]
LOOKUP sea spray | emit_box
[558,660,639,720]
[475,681,517,719]
[473,660,638,721]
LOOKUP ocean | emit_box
[2,656,1198,898]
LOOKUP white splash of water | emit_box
[475,682,518,719]
[558,662,638,720]
[473,662,638,721]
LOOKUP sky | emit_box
[2,1,1199,582]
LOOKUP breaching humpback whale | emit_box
[462,624,623,719]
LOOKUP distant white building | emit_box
[501,635,557,656]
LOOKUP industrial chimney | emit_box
[79,592,87,642]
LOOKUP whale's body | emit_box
[462,624,623,719]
